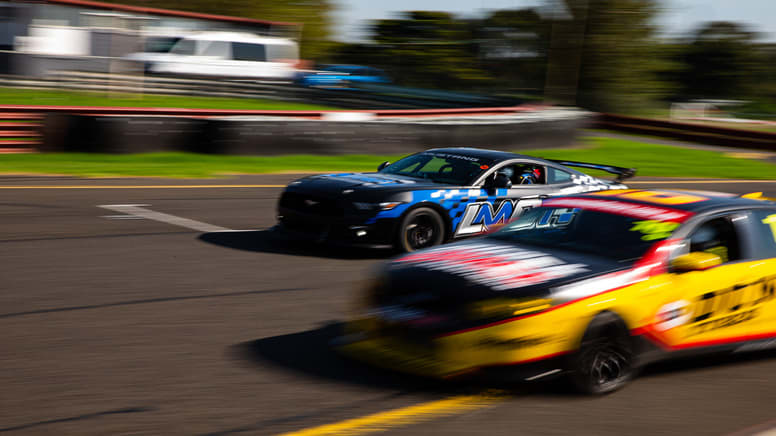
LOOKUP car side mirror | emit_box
[377,161,390,171]
[670,252,722,272]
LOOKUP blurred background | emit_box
[1,0,774,117]
[4,3,776,434]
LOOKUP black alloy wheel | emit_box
[398,207,445,252]
[569,313,635,395]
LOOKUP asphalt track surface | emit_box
[3,174,776,436]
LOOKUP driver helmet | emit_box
[497,167,514,179]
[518,170,536,184]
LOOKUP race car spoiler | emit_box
[549,160,636,182]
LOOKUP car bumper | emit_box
[336,318,571,381]
[277,207,397,248]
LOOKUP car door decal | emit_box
[454,197,542,236]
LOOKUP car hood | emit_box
[382,238,630,304]
[286,172,442,195]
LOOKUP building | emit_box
[0,0,300,76]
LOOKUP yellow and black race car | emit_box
[337,189,776,394]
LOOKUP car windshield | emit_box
[380,152,493,185]
[489,206,682,263]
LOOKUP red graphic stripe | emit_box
[632,326,776,350]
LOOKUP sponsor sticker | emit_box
[542,198,692,222]
[395,243,589,291]
[428,152,480,162]
[455,198,542,236]
[654,300,692,331]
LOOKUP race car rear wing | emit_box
[549,160,636,183]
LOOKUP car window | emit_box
[145,36,180,53]
[232,42,266,61]
[548,167,572,184]
[380,152,493,185]
[492,207,676,263]
[202,40,229,58]
[170,39,195,55]
[750,209,776,258]
[497,163,546,185]
[266,43,298,61]
[687,216,743,263]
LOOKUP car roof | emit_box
[572,189,775,214]
[183,32,297,45]
[424,147,543,163]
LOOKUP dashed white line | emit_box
[99,204,232,233]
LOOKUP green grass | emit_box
[526,137,776,179]
[0,136,774,179]
[0,87,336,111]
[0,152,400,178]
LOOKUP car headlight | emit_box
[353,202,403,211]
[468,298,552,320]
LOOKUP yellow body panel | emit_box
[341,258,776,378]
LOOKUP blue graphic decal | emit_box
[473,201,513,227]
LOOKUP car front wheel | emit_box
[568,312,635,395]
[398,207,445,252]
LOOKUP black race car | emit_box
[277,148,634,251]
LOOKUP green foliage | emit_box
[675,22,762,100]
[563,0,668,113]
[474,9,552,92]
[370,11,491,89]
[333,9,551,92]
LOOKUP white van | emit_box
[148,32,299,80]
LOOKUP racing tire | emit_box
[567,312,635,395]
[397,207,445,252]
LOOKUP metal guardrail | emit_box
[0,104,538,118]
[0,71,518,110]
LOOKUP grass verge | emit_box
[0,136,774,179]
[0,87,336,111]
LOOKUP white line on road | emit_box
[99,204,232,233]
[101,215,147,220]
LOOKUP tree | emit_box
[676,21,761,100]
[108,0,335,60]
[550,0,667,113]
[368,11,490,89]
[475,9,552,93]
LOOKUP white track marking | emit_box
[101,215,146,220]
[99,204,231,232]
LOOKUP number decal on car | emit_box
[591,189,708,205]
[762,214,776,242]
[629,220,680,241]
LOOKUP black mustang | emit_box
[277,148,634,251]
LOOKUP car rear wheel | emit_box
[398,207,445,252]
[568,312,635,395]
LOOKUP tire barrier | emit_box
[37,107,591,155]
